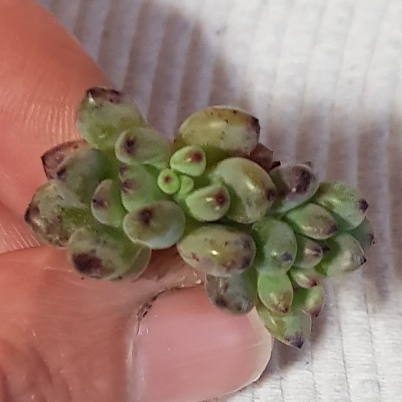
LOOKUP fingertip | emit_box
[131,287,272,402]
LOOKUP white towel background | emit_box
[36,1,402,401]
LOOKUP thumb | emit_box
[133,287,272,402]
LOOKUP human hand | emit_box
[0,1,272,401]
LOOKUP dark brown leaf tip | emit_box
[294,168,313,194]
[368,232,375,246]
[241,236,254,252]
[326,223,338,237]
[188,150,203,163]
[358,198,369,213]
[311,308,322,318]
[278,306,289,314]
[72,253,109,279]
[281,252,293,262]
[270,160,281,170]
[214,296,229,309]
[249,115,260,134]
[25,202,69,247]
[41,140,87,179]
[118,164,130,178]
[163,174,172,183]
[286,333,305,349]
[359,255,368,265]
[87,87,124,104]
[138,208,153,227]
[308,279,318,288]
[123,136,137,155]
[121,179,136,194]
[213,191,229,207]
[266,188,277,201]
[92,196,106,210]
[311,246,323,258]
[240,256,253,270]
[24,203,39,224]
[247,143,274,171]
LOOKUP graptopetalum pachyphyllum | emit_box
[25,87,374,349]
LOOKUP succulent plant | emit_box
[25,87,374,349]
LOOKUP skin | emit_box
[0,1,272,401]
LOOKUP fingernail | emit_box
[130,287,272,402]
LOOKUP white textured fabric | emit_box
[36,1,402,401]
